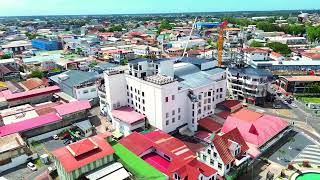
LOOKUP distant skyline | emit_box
[0,0,320,16]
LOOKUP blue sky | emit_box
[0,0,319,16]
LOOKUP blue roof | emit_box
[228,67,273,77]
[23,54,61,64]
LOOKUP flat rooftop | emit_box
[112,107,145,124]
[0,133,26,153]
[282,76,320,82]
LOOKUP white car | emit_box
[291,103,298,108]
[52,135,59,140]
[27,162,37,171]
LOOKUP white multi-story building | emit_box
[99,57,227,133]
[227,66,273,106]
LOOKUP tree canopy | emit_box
[108,25,123,32]
[267,42,291,56]
[30,70,44,79]
[25,32,37,40]
[0,54,11,59]
[306,26,320,42]
[157,19,174,34]
[250,40,264,47]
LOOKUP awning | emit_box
[112,131,123,139]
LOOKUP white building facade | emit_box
[99,58,227,133]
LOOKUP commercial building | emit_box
[221,108,289,157]
[0,41,32,54]
[99,57,227,133]
[31,39,62,51]
[279,76,320,94]
[49,70,98,104]
[120,130,218,180]
[227,67,273,105]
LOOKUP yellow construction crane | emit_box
[217,21,228,67]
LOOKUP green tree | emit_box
[30,70,44,78]
[267,42,292,56]
[250,40,264,47]
[306,26,320,42]
[121,58,128,65]
[108,25,123,32]
[89,61,98,68]
[25,32,37,40]
[51,68,61,73]
[256,21,278,32]
[157,19,174,34]
[0,54,12,59]
[98,28,107,32]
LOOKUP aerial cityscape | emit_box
[0,1,320,180]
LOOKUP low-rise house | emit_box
[111,106,146,136]
[120,130,218,180]
[52,133,117,180]
[0,64,20,81]
[49,70,98,104]
[20,78,46,91]
[197,128,250,176]
[0,133,32,173]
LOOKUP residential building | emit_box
[265,36,307,47]
[0,133,32,173]
[120,130,218,180]
[131,45,161,58]
[99,57,227,133]
[279,76,320,94]
[20,78,46,91]
[197,128,250,176]
[0,64,20,81]
[31,39,62,51]
[227,66,273,105]
[52,133,116,180]
[243,48,270,64]
[170,39,206,49]
[0,41,32,54]
[49,70,98,104]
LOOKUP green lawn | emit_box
[301,97,320,103]
[112,143,167,180]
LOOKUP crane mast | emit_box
[217,21,228,67]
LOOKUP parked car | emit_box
[27,162,37,171]
[273,104,282,109]
[63,138,70,144]
[52,135,59,140]
[291,103,298,108]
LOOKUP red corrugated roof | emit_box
[221,108,288,146]
[67,138,98,157]
[198,117,222,133]
[112,106,145,124]
[2,86,60,101]
[53,100,91,116]
[0,113,61,137]
[216,111,231,119]
[218,100,242,110]
[51,133,114,173]
[21,78,45,90]
[120,131,217,179]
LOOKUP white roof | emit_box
[85,162,129,180]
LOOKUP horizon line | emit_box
[0,8,319,18]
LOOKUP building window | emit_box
[172,118,175,123]
[216,89,219,93]
[178,108,181,113]
[126,85,128,89]
[213,152,217,157]
[202,155,207,161]
[131,94,133,98]
[220,88,223,92]
[216,95,218,99]
[91,88,96,92]
[207,149,211,154]
[143,107,145,111]
[127,99,129,103]
[226,164,230,170]
[210,159,214,165]
[218,163,222,169]
[138,90,140,94]
[142,92,145,97]
[172,95,175,100]
[208,92,211,96]
[212,97,215,102]
[166,120,169,125]
[166,113,169,118]
[131,101,133,105]
[220,94,223,98]
[172,110,175,115]
[127,92,129,96]
[130,86,133,91]
[204,92,207,97]
[83,90,88,94]
[165,97,169,102]
[135,88,137,93]
[208,99,211,103]
[178,115,181,120]
[142,99,145,104]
